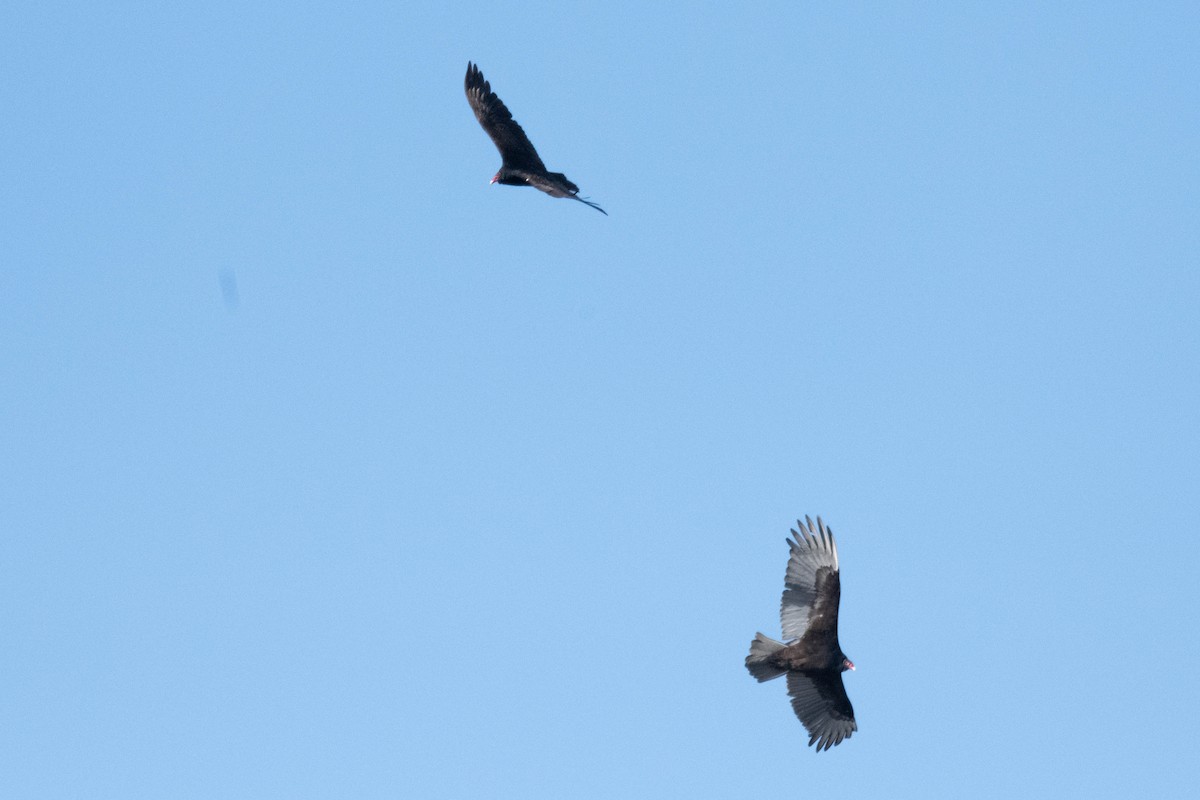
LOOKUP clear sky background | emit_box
[3,2,1198,798]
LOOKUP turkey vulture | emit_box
[464,62,607,215]
[746,516,857,751]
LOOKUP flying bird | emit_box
[746,516,857,751]
[464,62,607,215]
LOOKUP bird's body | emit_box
[464,62,606,215]
[759,631,845,673]
[746,516,857,751]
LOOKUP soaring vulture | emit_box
[746,516,857,751]
[464,62,606,215]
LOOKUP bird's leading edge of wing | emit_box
[464,62,546,173]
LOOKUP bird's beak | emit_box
[845,659,856,671]
[489,176,498,185]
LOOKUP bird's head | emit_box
[490,173,500,185]
[842,657,855,672]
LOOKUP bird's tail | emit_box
[571,194,608,215]
[745,633,787,682]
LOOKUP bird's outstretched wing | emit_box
[465,62,546,173]
[786,671,857,751]
[780,516,842,641]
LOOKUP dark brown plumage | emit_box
[746,516,857,751]
[464,62,606,215]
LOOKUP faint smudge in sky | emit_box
[218,269,240,310]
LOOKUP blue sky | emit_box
[3,2,1198,797]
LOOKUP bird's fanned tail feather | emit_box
[745,633,787,682]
